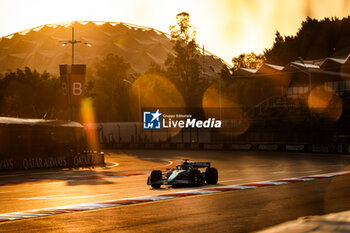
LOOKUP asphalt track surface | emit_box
[0,150,350,232]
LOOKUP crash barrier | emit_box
[285,144,305,151]
[0,117,105,171]
[0,151,105,171]
[92,121,343,146]
[102,143,350,155]
[258,144,279,151]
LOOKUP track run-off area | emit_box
[0,150,350,232]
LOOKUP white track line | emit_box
[104,161,119,168]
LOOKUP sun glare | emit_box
[80,98,99,151]
[308,86,343,123]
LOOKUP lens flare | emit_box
[80,98,99,151]
[131,73,185,108]
[202,83,251,136]
[308,85,343,122]
[130,73,185,138]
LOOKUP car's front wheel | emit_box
[150,170,162,189]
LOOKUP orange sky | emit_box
[0,0,349,64]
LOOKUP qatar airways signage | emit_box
[143,109,222,129]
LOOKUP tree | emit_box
[145,61,166,76]
[94,54,131,121]
[218,64,232,81]
[85,80,96,99]
[0,67,64,119]
[264,16,349,65]
[165,12,205,108]
[231,52,265,71]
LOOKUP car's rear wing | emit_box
[191,162,211,168]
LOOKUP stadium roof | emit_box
[257,63,284,74]
[0,21,228,75]
[233,67,257,76]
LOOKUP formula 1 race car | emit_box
[147,159,218,189]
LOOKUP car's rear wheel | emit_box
[150,170,162,189]
[205,167,218,184]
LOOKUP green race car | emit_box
[147,159,218,189]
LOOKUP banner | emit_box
[59,64,69,104]
[70,64,86,104]
[59,64,86,105]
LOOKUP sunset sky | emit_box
[0,0,349,64]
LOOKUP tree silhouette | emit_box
[264,16,350,65]
[0,67,65,119]
[94,54,131,121]
[165,12,205,108]
[231,52,265,71]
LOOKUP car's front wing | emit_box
[147,178,193,186]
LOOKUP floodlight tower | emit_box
[59,26,91,64]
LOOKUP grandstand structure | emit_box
[227,55,350,147]
[233,55,350,98]
[0,21,227,76]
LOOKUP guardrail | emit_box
[0,151,105,171]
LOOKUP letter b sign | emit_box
[70,65,86,104]
[59,64,86,105]
[73,82,82,96]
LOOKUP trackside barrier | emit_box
[285,144,305,152]
[231,144,252,150]
[312,145,329,153]
[258,144,279,151]
[0,152,105,171]
[203,144,224,150]
[102,143,350,155]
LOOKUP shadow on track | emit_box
[0,169,125,186]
